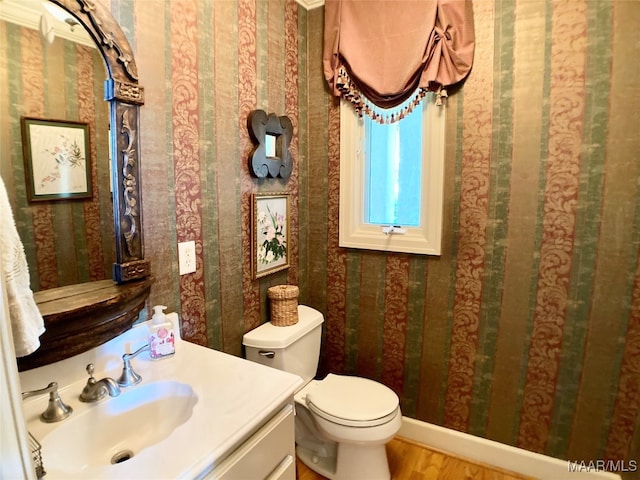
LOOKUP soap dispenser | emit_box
[149,305,176,359]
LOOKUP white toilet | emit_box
[243,305,402,480]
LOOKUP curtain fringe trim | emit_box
[336,66,446,124]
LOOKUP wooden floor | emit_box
[296,436,536,480]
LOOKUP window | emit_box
[339,93,444,255]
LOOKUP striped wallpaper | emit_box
[132,0,306,355]
[304,0,640,469]
[7,0,639,474]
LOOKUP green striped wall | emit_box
[6,0,638,473]
[133,0,638,468]
[304,0,638,470]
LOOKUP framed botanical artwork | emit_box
[252,193,290,279]
[21,117,92,202]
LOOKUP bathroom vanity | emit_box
[19,316,303,480]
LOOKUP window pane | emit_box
[365,106,423,227]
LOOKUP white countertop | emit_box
[20,316,303,479]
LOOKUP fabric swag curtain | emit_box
[323,0,475,123]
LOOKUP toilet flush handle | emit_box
[259,350,275,359]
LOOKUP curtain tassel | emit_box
[337,67,439,123]
[435,87,448,106]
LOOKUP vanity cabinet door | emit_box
[208,403,296,480]
[265,454,295,480]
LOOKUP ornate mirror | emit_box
[1,0,152,370]
[248,109,293,179]
[54,0,149,282]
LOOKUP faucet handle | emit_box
[22,382,73,423]
[84,363,99,388]
[42,388,73,423]
[117,344,149,387]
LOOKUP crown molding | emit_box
[295,0,325,10]
[0,0,94,47]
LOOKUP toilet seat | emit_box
[305,374,399,427]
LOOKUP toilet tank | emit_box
[243,305,324,385]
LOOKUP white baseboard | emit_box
[398,417,622,480]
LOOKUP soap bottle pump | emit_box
[149,305,176,359]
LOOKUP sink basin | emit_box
[19,320,303,480]
[40,381,197,472]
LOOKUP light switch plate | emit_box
[178,241,196,275]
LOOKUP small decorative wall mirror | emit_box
[248,110,293,179]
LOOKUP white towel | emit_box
[0,176,45,357]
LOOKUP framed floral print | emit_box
[21,117,93,202]
[252,193,290,279]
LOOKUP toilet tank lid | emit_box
[242,305,324,349]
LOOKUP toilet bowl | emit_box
[242,305,402,480]
[295,374,402,480]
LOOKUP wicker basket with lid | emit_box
[268,285,299,326]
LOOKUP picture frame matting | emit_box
[21,116,92,202]
[251,192,290,279]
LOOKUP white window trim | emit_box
[339,96,445,255]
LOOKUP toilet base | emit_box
[297,445,336,479]
[294,383,399,480]
[297,442,391,480]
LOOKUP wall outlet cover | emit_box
[178,241,197,275]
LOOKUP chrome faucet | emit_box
[117,344,150,387]
[79,364,121,402]
[22,382,73,423]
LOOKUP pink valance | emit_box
[323,0,475,121]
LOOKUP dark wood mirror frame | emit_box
[17,0,152,371]
[248,110,293,179]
